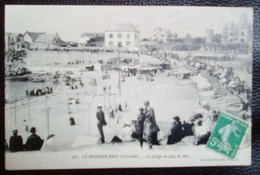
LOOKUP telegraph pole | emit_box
[14,98,17,128]
[45,96,49,136]
[28,97,30,120]
[118,44,121,97]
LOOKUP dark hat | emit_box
[139,107,144,111]
[30,127,36,134]
[173,116,180,121]
[197,120,203,126]
[12,129,18,134]
[144,100,150,105]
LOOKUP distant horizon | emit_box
[5,6,253,42]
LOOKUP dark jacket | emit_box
[144,119,160,145]
[136,113,146,134]
[24,134,44,151]
[167,120,183,144]
[182,122,194,137]
[96,110,107,126]
[9,135,24,152]
[144,106,156,124]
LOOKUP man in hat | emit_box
[9,129,24,152]
[24,127,44,151]
[144,100,156,125]
[167,116,183,144]
[96,105,107,144]
[144,100,159,145]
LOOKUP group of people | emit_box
[7,127,44,152]
[96,100,214,149]
[96,100,160,148]
[132,101,160,148]
[167,113,212,146]
[26,86,53,97]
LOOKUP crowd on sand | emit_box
[96,100,218,149]
[6,100,219,153]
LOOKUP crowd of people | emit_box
[7,127,44,152]
[96,100,215,149]
[187,58,251,119]
[26,86,53,97]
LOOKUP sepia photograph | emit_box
[4,5,253,170]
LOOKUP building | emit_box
[16,41,30,50]
[5,33,30,51]
[152,27,169,43]
[104,23,140,50]
[24,31,68,49]
[33,33,68,49]
[5,33,18,51]
[24,31,46,43]
[222,14,252,44]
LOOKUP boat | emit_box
[32,77,45,82]
[5,74,31,81]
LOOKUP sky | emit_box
[5,6,253,42]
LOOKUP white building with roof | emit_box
[105,23,140,51]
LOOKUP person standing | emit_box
[9,129,24,152]
[144,100,159,145]
[136,108,146,148]
[144,100,156,124]
[24,127,44,151]
[96,106,107,144]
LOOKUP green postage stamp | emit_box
[207,112,249,159]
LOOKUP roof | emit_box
[25,32,46,41]
[106,23,139,32]
[16,41,30,45]
[34,34,57,44]
[33,33,68,46]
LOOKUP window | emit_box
[127,34,130,39]
[109,41,113,46]
[241,32,244,36]
[126,41,131,47]
[109,34,113,38]
[240,39,245,42]
[230,33,233,36]
[118,33,122,39]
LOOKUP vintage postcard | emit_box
[4,6,252,169]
